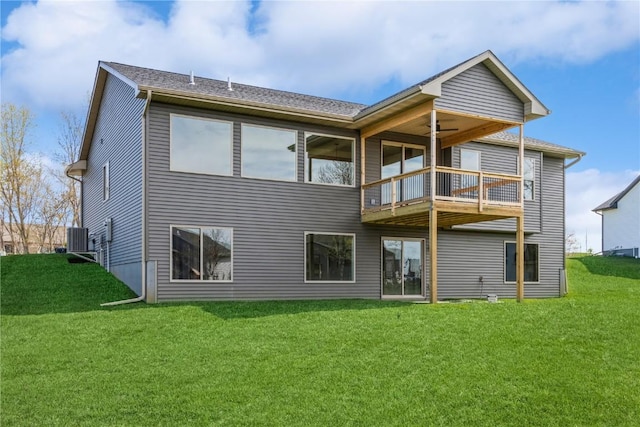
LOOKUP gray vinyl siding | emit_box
[451,141,542,233]
[435,63,524,123]
[82,74,145,294]
[148,103,377,301]
[145,104,565,301]
[437,155,566,299]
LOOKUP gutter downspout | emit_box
[101,90,152,307]
[564,153,583,169]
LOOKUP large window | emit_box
[504,242,539,283]
[305,133,354,186]
[171,226,233,282]
[305,233,355,282]
[523,158,535,201]
[170,114,232,176]
[381,142,425,203]
[242,124,297,181]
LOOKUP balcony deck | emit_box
[361,166,523,227]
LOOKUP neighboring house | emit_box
[593,175,640,258]
[66,50,584,303]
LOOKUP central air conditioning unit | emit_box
[67,227,89,252]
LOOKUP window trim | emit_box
[169,113,233,177]
[380,236,425,299]
[380,140,426,176]
[304,231,356,284]
[304,132,356,187]
[169,225,234,283]
[240,123,298,182]
[522,157,536,201]
[103,162,110,201]
[503,241,540,284]
[460,148,481,172]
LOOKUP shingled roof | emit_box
[105,62,367,118]
[593,175,640,212]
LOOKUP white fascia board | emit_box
[99,62,140,96]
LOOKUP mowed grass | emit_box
[1,254,639,426]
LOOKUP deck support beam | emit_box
[516,214,525,302]
[517,123,525,302]
[429,208,438,303]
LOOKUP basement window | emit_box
[171,226,233,282]
[305,232,355,282]
[504,242,539,283]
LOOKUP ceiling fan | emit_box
[427,120,459,133]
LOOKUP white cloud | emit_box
[1,0,638,109]
[566,168,640,253]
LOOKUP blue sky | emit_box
[1,0,639,251]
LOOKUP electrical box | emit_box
[105,218,113,242]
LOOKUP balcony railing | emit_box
[362,166,522,215]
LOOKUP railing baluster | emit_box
[391,177,396,215]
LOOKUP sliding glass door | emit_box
[381,142,426,204]
[382,238,424,297]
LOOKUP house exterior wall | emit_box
[602,182,640,255]
[82,74,145,294]
[435,63,524,122]
[144,101,566,301]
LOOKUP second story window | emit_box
[305,133,354,186]
[241,124,297,181]
[523,158,535,201]
[170,114,232,176]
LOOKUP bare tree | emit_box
[34,183,68,252]
[54,110,83,227]
[317,160,353,185]
[1,104,44,253]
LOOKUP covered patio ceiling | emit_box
[359,100,519,148]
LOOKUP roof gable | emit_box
[593,175,640,212]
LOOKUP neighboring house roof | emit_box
[593,175,640,212]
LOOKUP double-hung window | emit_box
[523,158,535,201]
[171,226,233,282]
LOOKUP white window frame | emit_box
[103,162,110,201]
[381,236,425,299]
[460,148,481,172]
[169,113,233,177]
[522,157,536,201]
[304,132,356,187]
[170,225,234,283]
[304,232,356,283]
[241,123,298,182]
[504,241,540,284]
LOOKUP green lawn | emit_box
[1,254,639,426]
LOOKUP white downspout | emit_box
[101,90,152,307]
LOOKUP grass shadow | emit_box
[1,254,410,318]
[574,255,640,281]
[194,298,410,320]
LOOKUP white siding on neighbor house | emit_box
[602,181,640,253]
[435,63,524,123]
[82,74,145,294]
